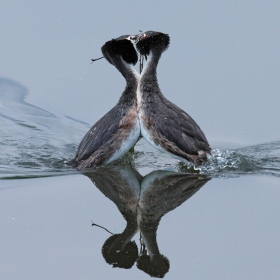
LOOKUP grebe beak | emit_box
[127,32,148,44]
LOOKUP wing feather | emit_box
[67,106,122,166]
[149,95,211,156]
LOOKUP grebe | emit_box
[67,35,140,169]
[135,31,211,165]
[84,166,210,276]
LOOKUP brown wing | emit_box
[143,95,211,164]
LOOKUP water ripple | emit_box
[0,77,279,179]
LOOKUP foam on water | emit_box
[0,78,279,179]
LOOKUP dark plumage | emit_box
[102,35,138,66]
[136,31,211,165]
[67,35,140,169]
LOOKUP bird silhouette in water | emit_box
[85,166,210,277]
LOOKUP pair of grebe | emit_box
[67,31,211,169]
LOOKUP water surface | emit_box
[1,78,280,180]
[0,78,280,279]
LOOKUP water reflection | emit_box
[84,167,211,278]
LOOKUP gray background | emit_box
[1,1,279,147]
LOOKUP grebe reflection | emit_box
[67,35,140,169]
[135,31,211,166]
[87,168,141,269]
[84,167,210,277]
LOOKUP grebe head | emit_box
[134,31,170,56]
[102,234,138,269]
[101,35,138,65]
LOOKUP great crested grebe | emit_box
[67,35,140,169]
[135,31,211,165]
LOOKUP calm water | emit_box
[0,78,280,279]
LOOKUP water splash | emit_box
[0,78,279,179]
[179,143,280,178]
[134,142,280,178]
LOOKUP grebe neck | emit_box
[111,56,140,87]
[140,48,163,82]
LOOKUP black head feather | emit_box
[135,31,170,56]
[101,35,138,65]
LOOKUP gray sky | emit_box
[1,1,280,146]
